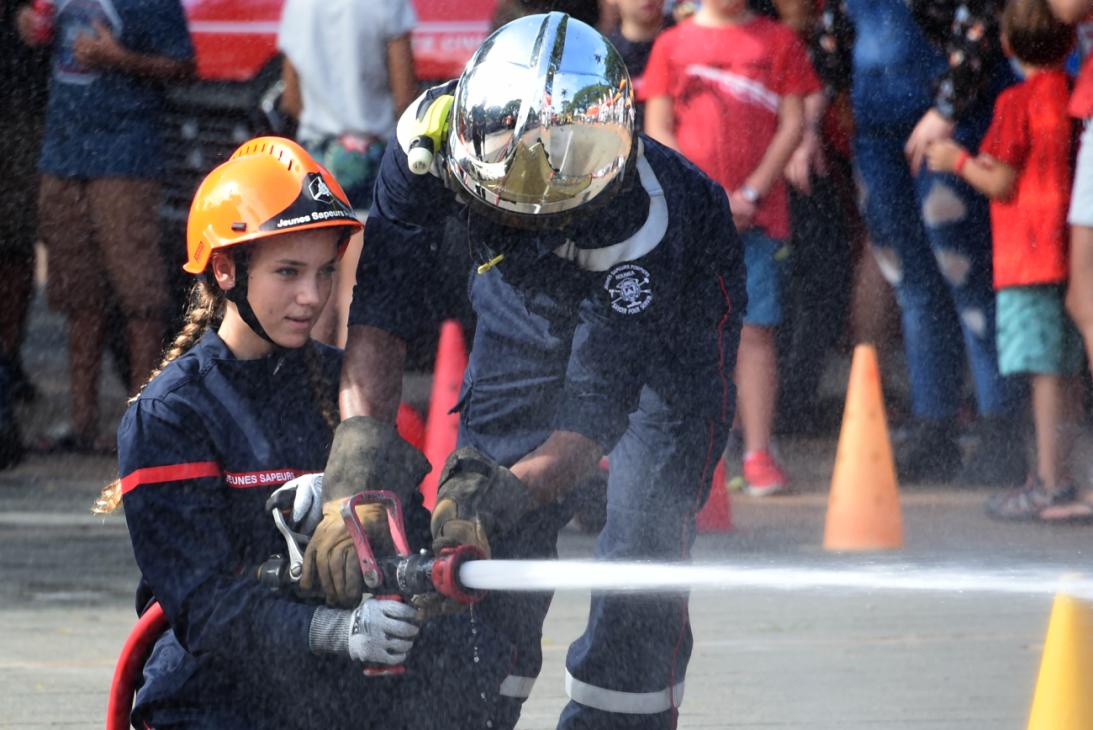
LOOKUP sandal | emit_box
[985,478,1076,521]
[1039,494,1093,524]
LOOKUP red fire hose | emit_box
[105,601,168,730]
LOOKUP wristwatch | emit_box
[739,185,761,204]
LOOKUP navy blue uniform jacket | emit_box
[118,332,356,724]
[350,134,747,464]
[120,330,508,727]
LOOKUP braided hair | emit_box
[93,282,226,515]
[93,233,348,515]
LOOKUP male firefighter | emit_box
[301,12,746,729]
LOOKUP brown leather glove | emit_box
[431,447,536,559]
[300,500,395,608]
[301,417,431,608]
[409,591,468,623]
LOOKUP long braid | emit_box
[304,341,339,435]
[93,282,225,515]
[131,282,225,404]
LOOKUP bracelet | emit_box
[954,150,970,175]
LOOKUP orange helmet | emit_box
[184,136,363,274]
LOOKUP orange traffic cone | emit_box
[1027,592,1093,729]
[420,320,468,511]
[696,458,733,533]
[823,344,903,551]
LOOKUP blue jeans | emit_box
[854,128,1021,419]
[848,0,1021,420]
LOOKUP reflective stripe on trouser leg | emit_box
[499,675,537,698]
[565,671,685,715]
[470,503,569,730]
[560,386,728,729]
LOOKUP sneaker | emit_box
[985,478,1077,521]
[742,450,787,497]
[894,418,961,484]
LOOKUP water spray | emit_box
[458,560,1093,601]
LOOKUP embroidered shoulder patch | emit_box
[604,264,653,315]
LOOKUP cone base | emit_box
[822,539,904,552]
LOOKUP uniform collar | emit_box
[194,330,308,381]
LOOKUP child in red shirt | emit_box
[642,0,819,496]
[1045,0,1093,521]
[927,0,1082,521]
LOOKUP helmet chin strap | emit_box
[223,254,278,348]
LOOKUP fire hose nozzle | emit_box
[431,544,487,605]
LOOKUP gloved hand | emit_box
[410,590,468,623]
[301,417,431,608]
[300,499,399,607]
[308,597,420,666]
[270,473,324,535]
[431,447,537,559]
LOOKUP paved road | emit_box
[2,443,1089,729]
[2,290,1090,728]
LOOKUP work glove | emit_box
[308,596,420,666]
[270,473,325,535]
[409,588,470,623]
[300,500,400,607]
[431,447,537,559]
[301,417,431,608]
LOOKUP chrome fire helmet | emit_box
[446,12,636,225]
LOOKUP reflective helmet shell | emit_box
[446,12,635,220]
[184,136,363,274]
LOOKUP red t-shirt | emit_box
[1070,19,1093,118]
[979,69,1073,289]
[641,16,820,239]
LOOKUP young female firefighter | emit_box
[95,137,504,729]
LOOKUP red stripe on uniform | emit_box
[666,274,736,723]
[120,461,222,494]
[715,275,734,424]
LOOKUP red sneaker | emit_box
[742,451,787,497]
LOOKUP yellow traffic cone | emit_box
[823,344,903,551]
[1027,592,1093,729]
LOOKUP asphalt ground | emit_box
[2,287,1091,728]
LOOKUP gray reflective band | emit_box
[565,670,685,715]
[499,674,537,698]
[552,154,667,272]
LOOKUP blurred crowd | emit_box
[2,0,1093,524]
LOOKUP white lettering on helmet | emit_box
[276,214,312,228]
